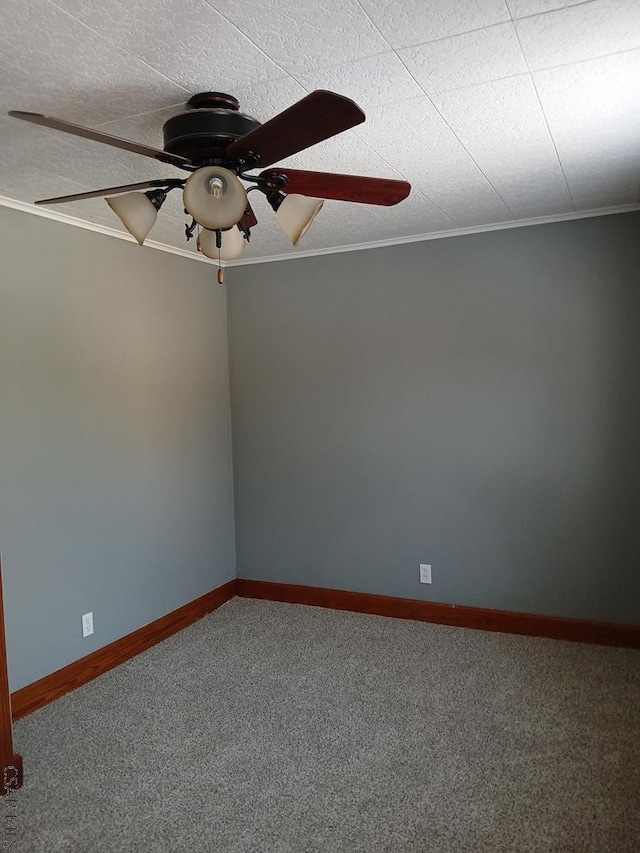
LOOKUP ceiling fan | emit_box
[9,91,411,280]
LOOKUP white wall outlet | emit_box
[82,611,94,638]
[419,564,432,584]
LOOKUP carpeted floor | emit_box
[3,598,639,852]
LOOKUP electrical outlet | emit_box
[82,612,94,638]
[419,564,432,584]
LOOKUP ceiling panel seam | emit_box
[92,101,190,129]
[200,0,296,85]
[506,6,577,211]
[351,0,507,225]
[390,56,519,221]
[358,16,512,54]
[44,0,191,95]
[525,42,640,73]
[342,126,458,226]
[507,0,599,22]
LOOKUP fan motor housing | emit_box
[162,92,261,165]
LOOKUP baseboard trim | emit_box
[12,577,639,722]
[236,580,640,648]
[11,580,237,721]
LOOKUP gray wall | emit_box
[0,207,236,691]
[228,213,640,624]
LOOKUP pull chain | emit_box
[216,230,224,286]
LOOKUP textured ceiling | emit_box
[0,0,639,263]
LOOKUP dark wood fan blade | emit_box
[8,111,193,170]
[226,91,365,168]
[34,180,184,205]
[260,169,411,206]
[240,200,258,228]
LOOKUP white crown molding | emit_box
[229,203,640,266]
[0,195,219,265]
[2,194,639,269]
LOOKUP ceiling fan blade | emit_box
[34,180,184,206]
[226,91,365,168]
[240,199,258,228]
[260,169,411,206]
[8,111,193,170]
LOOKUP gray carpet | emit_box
[3,598,639,852]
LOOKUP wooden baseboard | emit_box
[12,576,639,723]
[236,579,640,649]
[11,579,237,721]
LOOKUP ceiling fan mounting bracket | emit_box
[186,92,241,111]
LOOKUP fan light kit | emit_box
[9,90,411,283]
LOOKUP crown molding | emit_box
[229,203,640,266]
[0,195,219,265]
[2,194,639,269]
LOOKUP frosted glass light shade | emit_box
[197,226,246,261]
[276,194,324,246]
[183,166,247,230]
[106,192,158,245]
